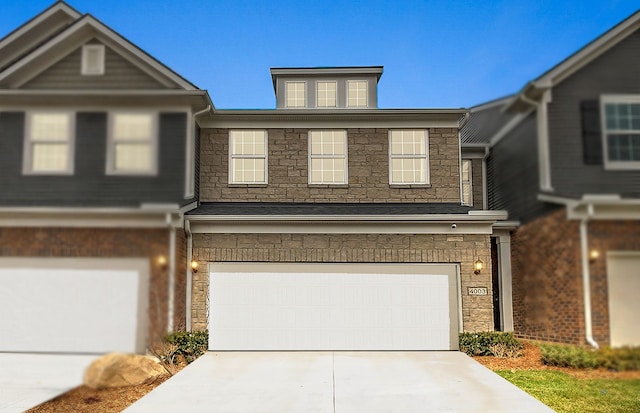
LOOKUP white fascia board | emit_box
[469,95,515,112]
[186,211,508,222]
[492,220,521,230]
[203,119,461,129]
[537,193,578,206]
[189,221,495,235]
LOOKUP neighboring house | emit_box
[463,10,640,347]
[186,67,510,351]
[0,2,211,354]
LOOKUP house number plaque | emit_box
[468,287,488,295]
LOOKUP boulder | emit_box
[83,352,169,389]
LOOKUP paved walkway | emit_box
[125,351,554,412]
[0,353,97,413]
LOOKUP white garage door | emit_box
[0,258,149,354]
[210,263,460,351]
[607,252,640,347]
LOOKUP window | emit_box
[285,82,306,108]
[81,44,105,75]
[108,113,156,174]
[317,81,336,107]
[309,130,347,184]
[24,112,74,174]
[389,129,429,185]
[229,130,267,184]
[602,97,640,169]
[461,159,473,205]
[347,80,368,107]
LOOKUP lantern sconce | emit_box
[473,259,484,275]
[190,260,199,273]
[589,249,600,262]
[156,255,168,270]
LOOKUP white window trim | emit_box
[81,44,105,76]
[228,130,268,185]
[347,80,368,108]
[285,81,306,108]
[22,111,75,175]
[461,159,473,206]
[601,95,640,170]
[388,129,430,185]
[106,111,159,176]
[316,80,337,108]
[308,130,348,185]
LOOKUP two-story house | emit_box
[0,2,212,354]
[463,10,640,348]
[186,67,508,351]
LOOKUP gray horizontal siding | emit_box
[487,113,558,223]
[0,111,189,207]
[548,28,640,198]
[22,41,169,90]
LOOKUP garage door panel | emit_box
[210,264,459,351]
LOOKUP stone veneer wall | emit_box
[512,208,640,346]
[191,233,493,333]
[199,128,461,203]
[471,158,484,210]
[0,227,185,345]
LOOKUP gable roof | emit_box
[0,2,199,91]
[461,95,515,145]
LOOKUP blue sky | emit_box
[2,1,638,109]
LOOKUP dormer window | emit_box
[285,82,306,108]
[347,80,368,107]
[317,81,336,108]
[81,44,105,75]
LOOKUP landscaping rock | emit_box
[83,353,169,389]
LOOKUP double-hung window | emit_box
[461,159,473,205]
[389,129,429,185]
[317,81,336,108]
[285,82,306,108]
[24,112,74,174]
[229,130,268,184]
[601,96,640,169]
[108,112,156,174]
[347,80,368,108]
[309,130,347,184]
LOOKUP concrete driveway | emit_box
[125,352,554,413]
[0,353,97,413]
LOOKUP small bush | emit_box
[163,330,208,364]
[540,344,599,369]
[596,346,640,372]
[459,332,524,357]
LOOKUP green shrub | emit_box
[164,330,208,364]
[596,346,640,372]
[459,332,524,357]
[540,344,599,369]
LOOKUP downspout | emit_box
[185,219,193,331]
[166,212,176,333]
[580,203,599,349]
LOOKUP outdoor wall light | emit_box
[190,260,199,273]
[589,249,600,262]
[156,255,168,269]
[474,259,484,275]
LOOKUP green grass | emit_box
[497,370,640,413]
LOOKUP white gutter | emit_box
[166,213,177,334]
[580,204,599,349]
[185,219,193,331]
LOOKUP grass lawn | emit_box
[497,370,640,413]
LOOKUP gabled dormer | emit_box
[270,66,382,109]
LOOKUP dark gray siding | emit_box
[21,41,169,90]
[487,113,558,223]
[548,28,640,198]
[0,111,188,206]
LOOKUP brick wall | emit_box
[0,227,185,345]
[512,209,640,345]
[191,233,493,333]
[200,128,461,203]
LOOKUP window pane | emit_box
[115,143,151,171]
[114,114,152,141]
[233,158,265,183]
[286,82,306,108]
[31,114,69,141]
[462,183,471,205]
[391,158,425,184]
[32,143,68,172]
[462,160,471,181]
[347,80,367,107]
[317,81,336,107]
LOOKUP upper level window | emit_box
[461,159,473,205]
[389,129,429,185]
[347,80,368,107]
[602,96,640,169]
[24,112,74,174]
[309,130,347,184]
[81,44,105,75]
[317,81,336,108]
[108,113,156,174]
[285,82,306,108]
[229,130,268,184]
